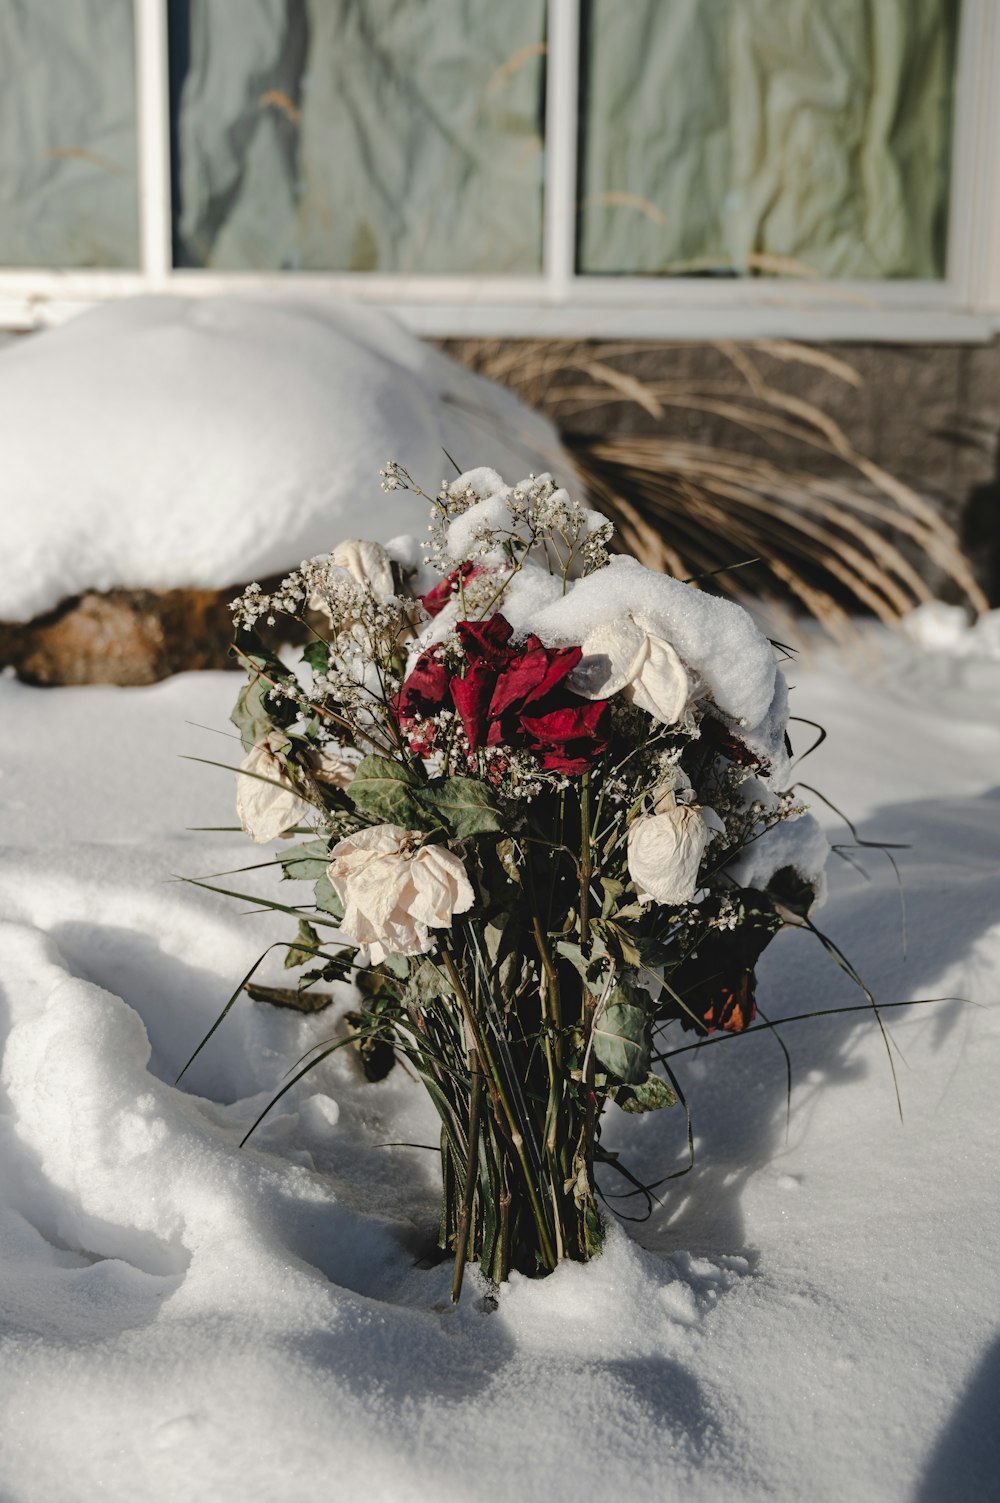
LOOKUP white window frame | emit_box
[2,0,999,341]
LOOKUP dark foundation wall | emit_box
[441,337,1000,605]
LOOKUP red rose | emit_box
[420,563,481,618]
[519,702,613,775]
[395,613,611,773]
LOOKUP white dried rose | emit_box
[312,745,359,789]
[330,539,395,600]
[627,802,718,906]
[309,538,396,622]
[237,734,314,844]
[327,823,474,965]
[569,613,690,725]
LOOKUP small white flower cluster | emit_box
[230,572,307,630]
[418,466,613,582]
[581,520,615,575]
[407,705,547,803]
[378,460,416,493]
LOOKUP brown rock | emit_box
[0,583,304,687]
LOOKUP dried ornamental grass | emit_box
[452,340,987,641]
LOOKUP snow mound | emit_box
[902,601,1000,660]
[0,295,577,622]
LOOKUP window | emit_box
[1,0,998,339]
[170,0,547,274]
[0,0,140,268]
[577,0,958,281]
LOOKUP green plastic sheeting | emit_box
[579,0,959,279]
[175,0,547,274]
[0,0,139,269]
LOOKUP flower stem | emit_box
[451,1044,484,1304]
[580,772,593,955]
[440,946,558,1272]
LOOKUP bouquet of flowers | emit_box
[203,464,828,1300]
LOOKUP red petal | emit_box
[451,664,495,752]
[520,699,610,773]
[457,614,514,665]
[421,563,478,618]
[521,643,582,705]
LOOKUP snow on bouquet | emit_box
[196,464,829,1299]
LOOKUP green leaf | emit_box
[278,840,331,882]
[312,873,344,919]
[230,674,276,752]
[612,1073,677,1113]
[301,640,330,674]
[349,756,429,829]
[592,989,651,1084]
[284,919,322,970]
[421,777,503,839]
[229,642,297,751]
[555,938,610,991]
[600,878,625,918]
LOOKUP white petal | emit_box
[313,746,358,789]
[414,846,475,921]
[568,617,647,700]
[628,634,691,725]
[331,538,395,601]
[236,742,314,844]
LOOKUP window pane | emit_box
[578,0,959,279]
[0,0,139,268]
[171,0,547,274]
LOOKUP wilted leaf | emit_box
[592,990,651,1084]
[278,840,331,882]
[246,981,336,1012]
[349,756,429,829]
[406,957,449,1009]
[766,865,817,919]
[600,878,625,917]
[421,777,503,839]
[612,1073,677,1113]
[284,919,322,970]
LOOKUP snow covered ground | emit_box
[1,616,998,1503]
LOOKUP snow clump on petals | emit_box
[627,803,719,906]
[328,824,475,965]
[501,555,777,730]
[236,734,315,844]
[569,613,691,725]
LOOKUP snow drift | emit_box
[1,626,999,1501]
